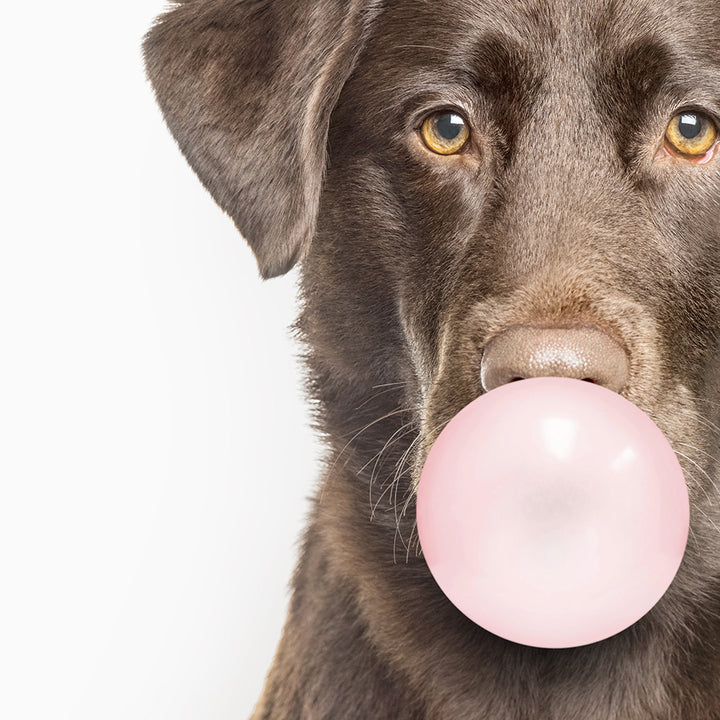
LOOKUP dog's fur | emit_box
[143,1,720,717]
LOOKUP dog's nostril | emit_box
[480,325,629,394]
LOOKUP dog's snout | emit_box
[480,325,629,394]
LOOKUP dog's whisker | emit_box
[372,472,408,523]
[391,429,431,549]
[368,436,415,518]
[361,419,415,477]
[392,474,412,559]
[372,479,401,524]
[368,423,418,521]
[688,490,720,538]
[326,404,421,476]
[684,392,720,411]
[341,404,419,443]
[675,441,720,464]
[405,519,421,564]
[389,418,450,563]
[676,442,720,502]
[370,381,412,390]
[390,434,427,563]
[354,381,412,411]
[674,450,719,506]
[676,406,720,438]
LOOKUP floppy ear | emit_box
[143,0,379,279]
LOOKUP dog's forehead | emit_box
[372,0,717,43]
[364,0,720,74]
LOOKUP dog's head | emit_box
[145,0,720,646]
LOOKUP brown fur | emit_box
[143,1,720,717]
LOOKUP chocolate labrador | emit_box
[143,0,720,717]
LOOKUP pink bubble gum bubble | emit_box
[416,377,689,649]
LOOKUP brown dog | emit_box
[144,1,720,717]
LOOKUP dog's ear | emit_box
[143,0,378,279]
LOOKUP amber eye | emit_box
[420,111,470,155]
[665,111,717,157]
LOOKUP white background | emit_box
[0,2,320,718]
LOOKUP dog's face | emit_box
[303,0,720,573]
[145,0,720,701]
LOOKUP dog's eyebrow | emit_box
[601,34,720,110]
[465,32,540,101]
[457,31,541,159]
[605,37,676,103]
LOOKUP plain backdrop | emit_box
[0,2,321,718]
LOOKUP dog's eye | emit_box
[665,111,717,157]
[420,112,470,155]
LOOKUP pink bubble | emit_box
[416,377,689,648]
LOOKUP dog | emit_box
[143,0,720,717]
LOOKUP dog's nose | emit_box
[480,325,629,393]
